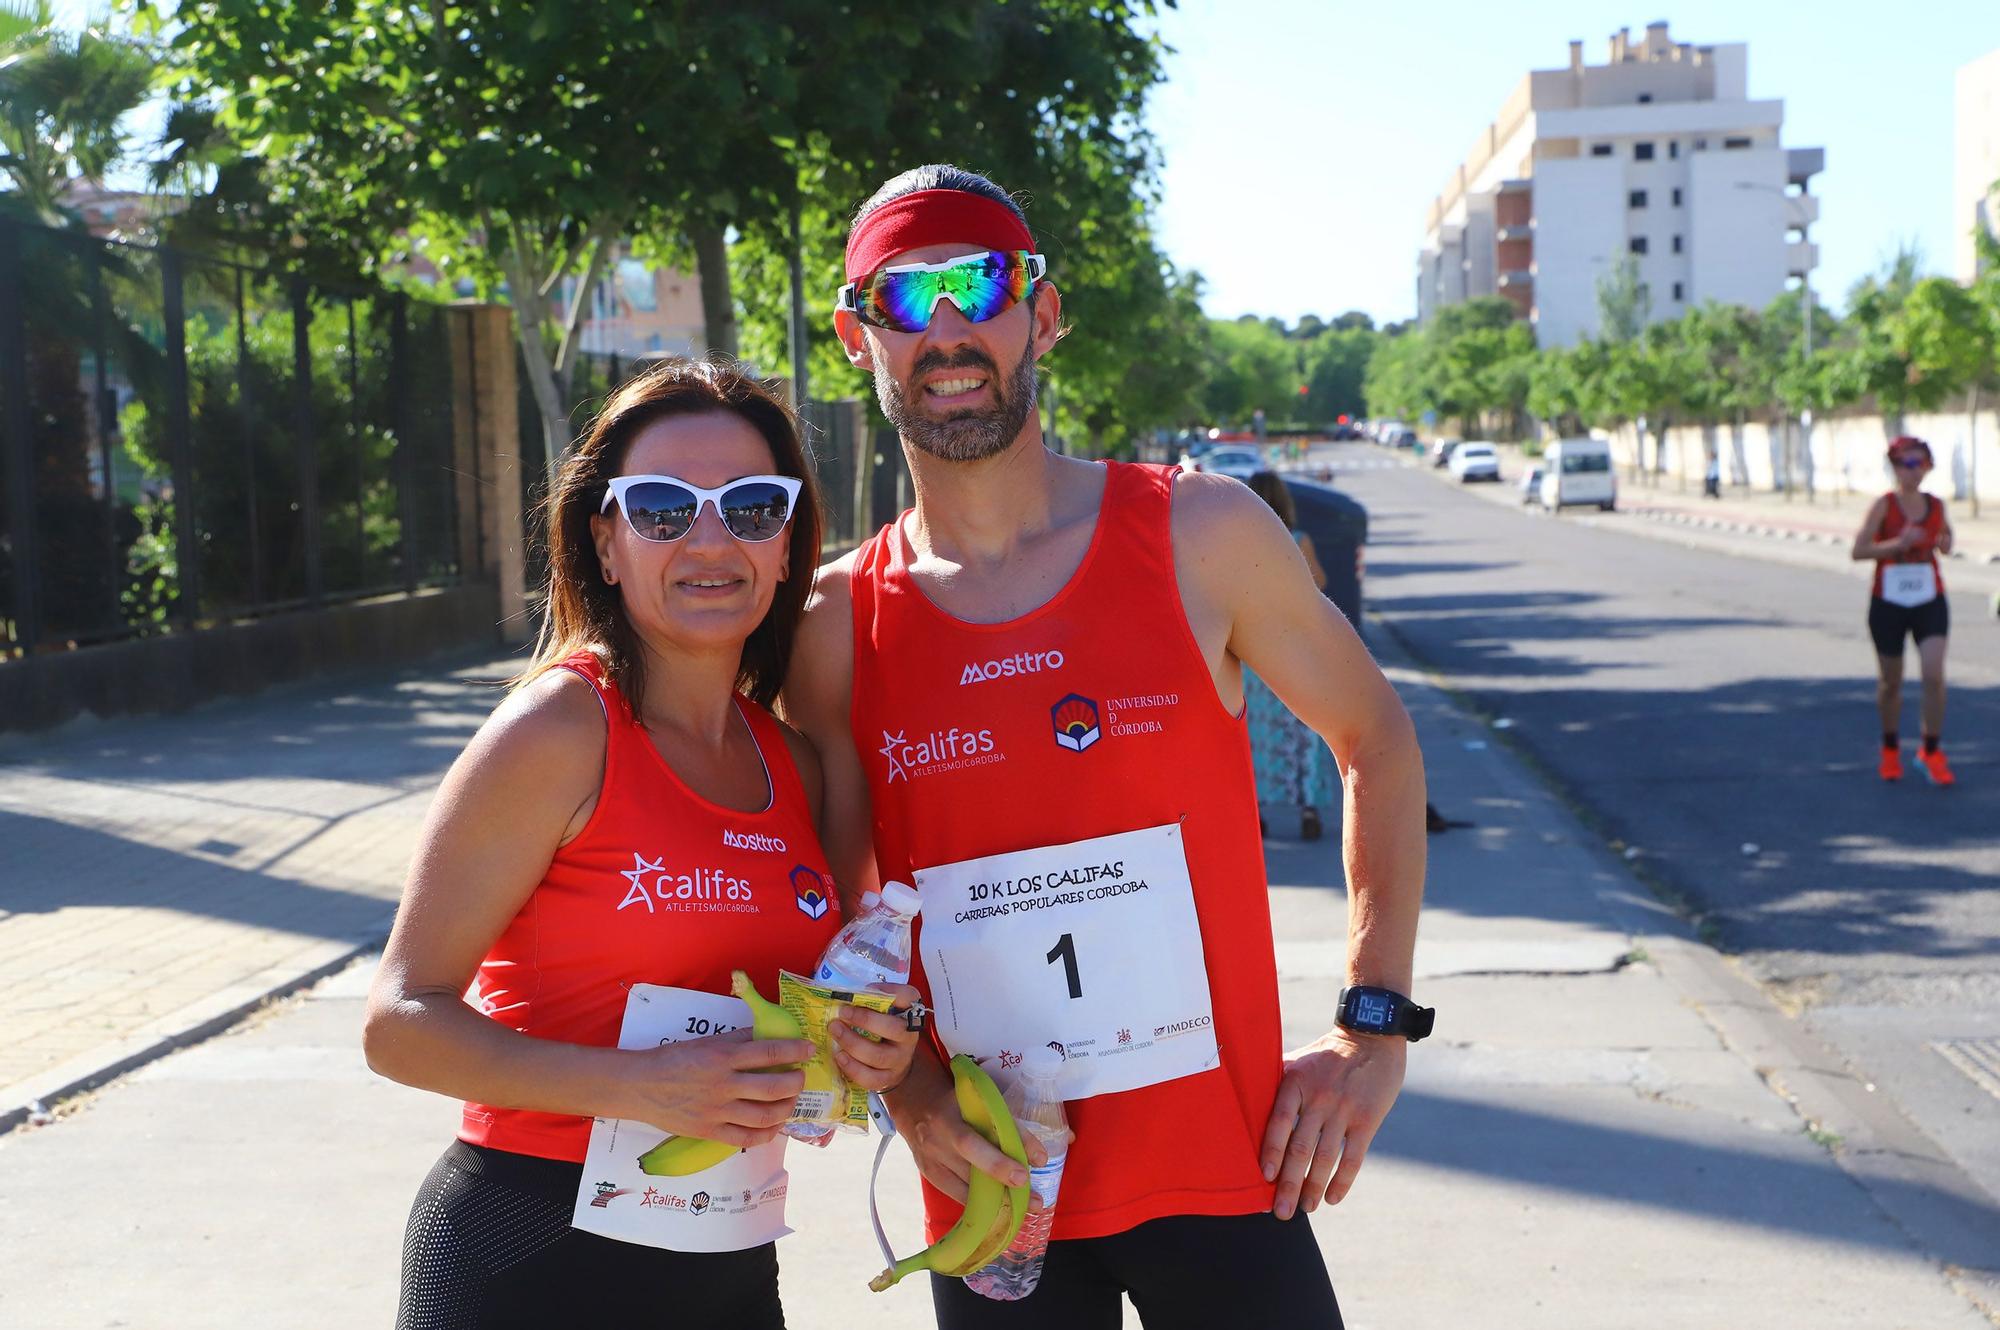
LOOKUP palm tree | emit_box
[0,1,153,227]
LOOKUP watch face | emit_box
[1353,990,1395,1030]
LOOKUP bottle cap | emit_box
[857,889,882,912]
[878,881,922,917]
[1023,1046,1064,1078]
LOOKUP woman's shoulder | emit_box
[471,666,609,775]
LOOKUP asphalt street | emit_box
[1300,442,2000,1224]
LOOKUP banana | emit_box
[636,1133,739,1177]
[869,1055,1030,1291]
[635,971,806,1178]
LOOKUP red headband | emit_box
[1887,435,1932,459]
[844,189,1034,280]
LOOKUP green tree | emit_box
[1595,255,1651,344]
[1892,275,1995,513]
[0,1,152,225]
[1203,316,1294,427]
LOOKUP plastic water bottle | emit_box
[783,881,920,1142]
[813,880,918,990]
[964,1047,1070,1301]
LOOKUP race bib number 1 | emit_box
[916,822,1220,1102]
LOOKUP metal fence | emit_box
[0,218,466,658]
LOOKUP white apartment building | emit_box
[1417,22,1824,346]
[1955,46,2000,282]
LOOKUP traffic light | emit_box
[1338,414,1350,424]
[1297,384,1308,396]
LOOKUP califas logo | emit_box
[790,864,831,920]
[960,648,1065,686]
[722,828,788,854]
[879,726,1002,783]
[1051,694,1102,753]
[616,851,755,914]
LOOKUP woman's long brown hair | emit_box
[514,358,823,714]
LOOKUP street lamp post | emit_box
[1736,180,1818,501]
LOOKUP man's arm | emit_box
[782,553,880,909]
[1176,470,1427,1219]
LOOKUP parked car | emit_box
[1389,428,1420,451]
[1538,437,1617,511]
[1519,464,1545,504]
[1201,446,1264,481]
[1429,438,1463,469]
[1449,442,1500,482]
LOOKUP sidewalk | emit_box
[0,648,519,1131]
[1612,472,2000,566]
[2,644,1993,1327]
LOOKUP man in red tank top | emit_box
[787,167,1428,1327]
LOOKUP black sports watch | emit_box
[1336,985,1435,1041]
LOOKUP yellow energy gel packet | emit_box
[776,969,898,1131]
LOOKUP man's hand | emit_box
[1260,1029,1407,1220]
[886,1051,1036,1203]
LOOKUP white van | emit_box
[1539,438,1616,511]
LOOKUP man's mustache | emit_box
[911,347,999,379]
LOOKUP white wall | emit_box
[1634,406,2000,506]
[1531,156,1628,345]
[1687,147,1789,311]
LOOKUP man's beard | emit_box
[874,329,1038,464]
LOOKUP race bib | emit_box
[572,985,791,1252]
[1881,563,1938,608]
[916,822,1220,1101]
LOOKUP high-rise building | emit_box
[1417,22,1824,346]
[1955,46,2000,283]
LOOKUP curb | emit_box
[0,910,396,1137]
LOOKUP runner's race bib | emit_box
[572,984,790,1252]
[916,822,1220,1101]
[1881,563,1939,608]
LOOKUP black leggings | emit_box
[397,1141,785,1330]
[930,1210,1342,1329]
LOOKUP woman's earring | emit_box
[602,566,617,586]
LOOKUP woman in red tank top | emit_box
[1851,435,1956,785]
[364,361,922,1328]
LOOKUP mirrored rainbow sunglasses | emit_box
[836,250,1046,334]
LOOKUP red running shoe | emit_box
[1878,748,1903,782]
[1918,747,1955,786]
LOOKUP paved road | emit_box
[1306,443,2000,1222]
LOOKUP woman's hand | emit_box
[828,983,925,1094]
[622,1028,815,1146]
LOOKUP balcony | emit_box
[1784,194,1819,229]
[1498,269,1535,289]
[1786,240,1820,276]
[1497,224,1534,243]
[1787,146,1826,186]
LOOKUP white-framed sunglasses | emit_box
[600,474,804,544]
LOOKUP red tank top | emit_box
[850,461,1280,1240]
[459,651,843,1162]
[1871,492,1945,599]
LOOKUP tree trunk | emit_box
[492,221,573,490]
[691,222,738,359]
[1970,383,1982,519]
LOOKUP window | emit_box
[1724,136,1752,150]
[1669,141,1680,159]
[1694,137,1708,150]
[1562,451,1611,474]
[1672,281,1685,302]
[1672,187,1684,206]
[1629,236,1649,255]
[1629,189,1648,208]
[1638,92,1653,104]
[1635,142,1656,161]
[1672,234,1683,254]
[1591,143,1614,157]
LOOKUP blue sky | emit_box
[1149,1,2000,324]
